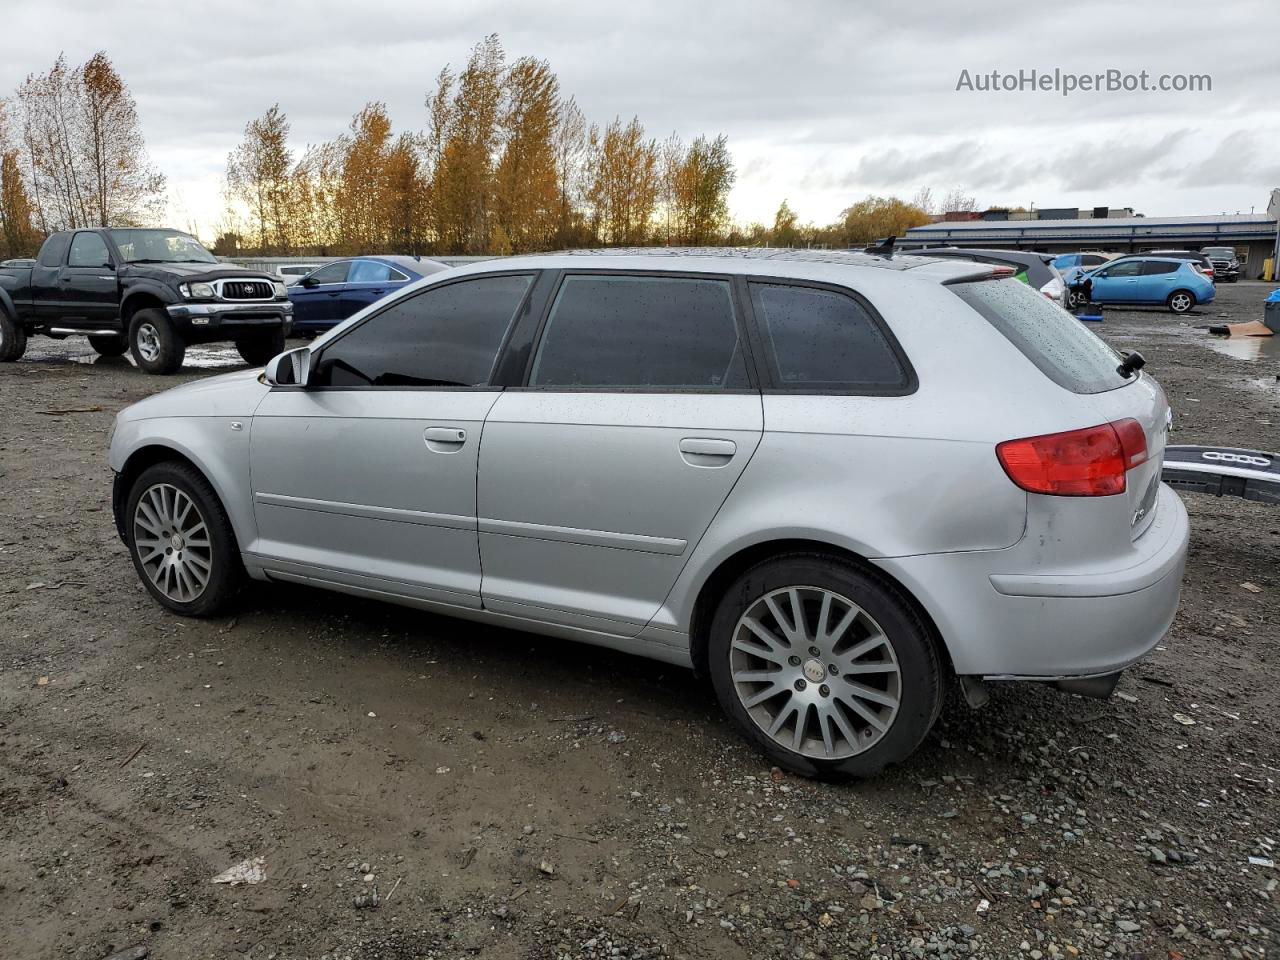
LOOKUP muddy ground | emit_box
[1,282,1277,960]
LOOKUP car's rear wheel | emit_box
[88,334,128,357]
[708,553,942,779]
[0,312,27,361]
[235,329,286,367]
[1167,290,1196,314]
[129,308,186,374]
[125,461,242,616]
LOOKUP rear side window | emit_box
[38,234,70,267]
[312,274,532,388]
[530,274,747,388]
[951,278,1126,394]
[748,282,910,392]
[1141,261,1177,275]
[349,261,395,283]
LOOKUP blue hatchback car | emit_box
[1065,256,1215,314]
[289,256,449,333]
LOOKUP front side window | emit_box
[748,282,909,391]
[529,274,747,388]
[311,274,532,388]
[68,232,112,268]
[38,234,70,267]
[1102,260,1141,278]
[308,261,350,285]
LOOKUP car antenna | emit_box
[864,236,895,259]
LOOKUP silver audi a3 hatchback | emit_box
[109,249,1189,778]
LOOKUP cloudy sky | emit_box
[3,0,1278,237]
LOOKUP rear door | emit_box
[61,232,119,327]
[1137,259,1178,303]
[477,271,763,635]
[32,233,71,320]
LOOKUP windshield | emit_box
[108,229,218,264]
[951,276,1128,394]
[1201,247,1234,259]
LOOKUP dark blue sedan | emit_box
[288,256,448,333]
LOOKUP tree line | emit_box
[0,41,979,262]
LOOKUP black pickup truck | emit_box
[0,228,293,374]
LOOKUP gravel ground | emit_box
[1,281,1277,960]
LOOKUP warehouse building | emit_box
[901,211,1278,279]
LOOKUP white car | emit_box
[108,249,1189,778]
[277,264,320,285]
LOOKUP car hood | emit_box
[118,368,270,421]
[121,262,277,283]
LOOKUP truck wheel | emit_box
[0,312,27,362]
[235,330,286,367]
[129,308,186,374]
[88,334,128,357]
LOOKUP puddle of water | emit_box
[1205,335,1279,362]
[21,341,247,370]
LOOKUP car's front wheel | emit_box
[88,334,128,357]
[125,461,242,616]
[235,330,286,367]
[708,553,942,779]
[1167,290,1197,314]
[129,308,186,374]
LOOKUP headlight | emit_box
[180,282,216,299]
[273,280,288,298]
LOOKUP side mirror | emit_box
[264,346,311,386]
[299,276,319,288]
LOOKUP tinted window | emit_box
[309,261,350,284]
[349,260,394,283]
[1081,255,1108,266]
[951,278,1126,394]
[1103,261,1141,277]
[68,232,112,267]
[749,282,908,391]
[530,275,747,388]
[38,234,70,267]
[312,275,531,388]
[1141,260,1178,275]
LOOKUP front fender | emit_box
[110,417,257,553]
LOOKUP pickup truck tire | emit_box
[235,330,286,367]
[88,334,128,357]
[0,311,27,362]
[129,308,186,374]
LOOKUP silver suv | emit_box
[108,249,1190,778]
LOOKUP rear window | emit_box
[950,277,1127,394]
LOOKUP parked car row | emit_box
[108,247,1189,778]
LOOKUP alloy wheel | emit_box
[729,585,901,760]
[1171,293,1192,313]
[136,322,161,362]
[132,482,213,603]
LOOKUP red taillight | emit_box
[996,419,1148,497]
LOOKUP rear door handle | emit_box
[424,426,467,452]
[680,437,736,466]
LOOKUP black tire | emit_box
[128,308,186,374]
[1067,290,1089,310]
[707,552,942,779]
[124,460,242,617]
[0,311,27,362]
[235,329,286,367]
[1167,290,1196,314]
[88,334,128,357]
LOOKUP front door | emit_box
[248,272,537,607]
[1090,259,1142,302]
[290,260,350,330]
[478,272,763,636]
[61,232,119,327]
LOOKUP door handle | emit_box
[424,426,467,452]
[680,437,736,466]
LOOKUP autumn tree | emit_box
[669,134,734,245]
[0,100,39,257]
[771,199,799,246]
[938,189,977,214]
[493,57,560,253]
[834,195,930,245]
[225,104,294,254]
[551,96,588,247]
[586,116,659,246]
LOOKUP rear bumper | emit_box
[875,484,1189,679]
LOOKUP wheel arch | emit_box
[113,442,244,554]
[686,537,952,681]
[120,290,167,326]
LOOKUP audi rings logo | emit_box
[1202,451,1271,467]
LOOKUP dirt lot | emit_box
[1,282,1277,960]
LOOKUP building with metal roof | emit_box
[901,213,1279,279]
